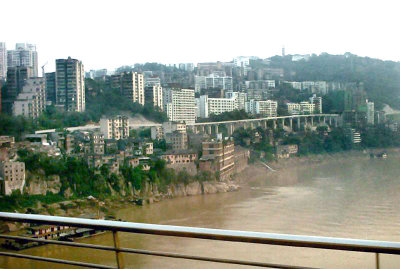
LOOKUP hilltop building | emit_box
[13,78,46,119]
[0,42,6,81]
[56,57,85,112]
[245,99,277,116]
[198,95,237,118]
[7,43,38,77]
[163,88,196,124]
[144,85,163,110]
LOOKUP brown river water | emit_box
[2,156,400,268]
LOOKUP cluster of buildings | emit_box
[0,42,86,116]
[286,94,322,115]
[0,116,251,195]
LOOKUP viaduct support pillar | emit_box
[207,125,212,135]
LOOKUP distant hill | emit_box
[269,53,400,109]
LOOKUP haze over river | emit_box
[3,156,400,268]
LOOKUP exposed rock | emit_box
[63,187,73,198]
[185,181,202,196]
[24,174,61,195]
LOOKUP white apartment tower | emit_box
[309,94,322,113]
[100,115,129,140]
[225,91,247,110]
[164,88,196,124]
[56,57,85,112]
[0,42,6,81]
[245,99,277,116]
[7,43,38,77]
[198,95,238,118]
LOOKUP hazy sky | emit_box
[2,0,399,72]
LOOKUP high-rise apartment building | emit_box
[144,85,163,110]
[163,88,196,124]
[309,94,322,113]
[7,43,38,77]
[0,42,6,81]
[107,72,144,105]
[45,72,56,104]
[245,99,277,116]
[195,73,233,93]
[144,76,161,87]
[225,91,247,110]
[2,66,34,114]
[121,72,144,105]
[56,57,85,112]
[198,95,238,118]
[100,115,129,140]
[13,78,46,119]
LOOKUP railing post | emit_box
[113,231,124,269]
[376,253,380,269]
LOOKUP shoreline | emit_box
[2,148,399,232]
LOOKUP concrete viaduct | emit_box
[186,114,341,136]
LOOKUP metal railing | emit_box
[0,212,399,268]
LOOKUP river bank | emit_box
[3,148,399,233]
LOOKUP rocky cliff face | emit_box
[24,171,62,195]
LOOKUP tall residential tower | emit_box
[56,57,85,112]
[7,43,38,77]
[0,42,6,81]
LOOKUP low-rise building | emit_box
[0,161,25,195]
[150,126,163,140]
[165,132,188,150]
[139,141,153,155]
[160,150,197,165]
[0,136,15,148]
[276,144,298,158]
[100,115,129,140]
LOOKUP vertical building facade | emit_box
[56,57,85,112]
[198,95,238,118]
[100,115,129,140]
[3,66,34,114]
[144,85,163,110]
[0,42,6,81]
[7,43,38,77]
[0,161,26,195]
[13,78,46,119]
[121,72,144,105]
[310,94,322,113]
[164,88,196,124]
[45,72,56,104]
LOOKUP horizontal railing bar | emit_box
[1,212,400,255]
[0,235,318,269]
[0,234,116,251]
[0,252,116,269]
[118,247,319,269]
